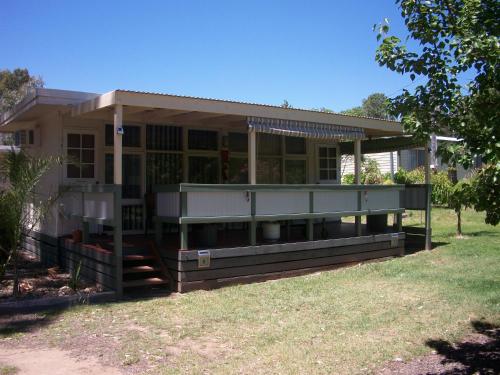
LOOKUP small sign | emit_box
[198,250,211,268]
[390,233,399,248]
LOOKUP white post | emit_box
[248,128,257,184]
[424,140,432,250]
[354,139,362,236]
[114,104,123,185]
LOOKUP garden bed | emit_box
[0,250,102,303]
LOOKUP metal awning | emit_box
[247,116,365,141]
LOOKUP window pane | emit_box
[320,170,328,180]
[67,134,80,148]
[105,154,113,184]
[258,134,281,155]
[319,158,328,168]
[228,158,248,184]
[328,147,336,157]
[146,124,183,151]
[329,158,337,169]
[228,133,248,153]
[319,147,327,157]
[189,156,219,183]
[285,160,306,184]
[105,125,114,146]
[188,129,218,151]
[67,164,80,178]
[329,170,337,181]
[82,134,94,148]
[123,155,141,199]
[81,164,94,179]
[67,149,80,164]
[146,153,183,186]
[285,137,306,154]
[81,150,94,163]
[257,158,281,183]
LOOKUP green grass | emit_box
[2,208,499,374]
[0,365,19,375]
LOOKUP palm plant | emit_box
[0,147,62,297]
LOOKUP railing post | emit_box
[113,186,123,297]
[354,139,362,236]
[82,221,89,244]
[307,191,314,241]
[180,191,188,249]
[424,140,432,250]
[249,191,256,245]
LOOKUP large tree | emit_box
[375,0,499,225]
[340,93,392,119]
[0,68,44,113]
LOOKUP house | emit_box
[0,88,432,294]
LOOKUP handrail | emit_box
[153,183,405,193]
[60,184,121,193]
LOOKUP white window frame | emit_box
[316,143,340,184]
[63,129,97,183]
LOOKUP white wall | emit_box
[341,152,398,178]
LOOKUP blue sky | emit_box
[1,0,413,112]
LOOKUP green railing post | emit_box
[180,192,188,249]
[249,191,256,245]
[307,191,314,241]
[113,186,123,297]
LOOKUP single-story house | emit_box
[0,88,432,295]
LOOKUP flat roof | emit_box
[1,88,404,137]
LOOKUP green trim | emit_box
[154,183,405,193]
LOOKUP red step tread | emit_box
[123,277,169,288]
[123,254,155,261]
[123,265,160,274]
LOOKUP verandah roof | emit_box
[339,136,426,154]
[247,116,365,141]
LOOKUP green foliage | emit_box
[0,148,62,295]
[375,0,500,225]
[431,171,454,206]
[362,158,384,184]
[340,93,392,119]
[280,99,292,109]
[394,167,425,184]
[470,165,500,226]
[69,260,82,291]
[0,68,44,113]
[342,173,355,184]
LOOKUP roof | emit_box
[1,88,403,137]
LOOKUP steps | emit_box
[122,248,170,292]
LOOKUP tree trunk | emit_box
[456,209,462,237]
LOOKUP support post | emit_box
[307,191,314,241]
[113,104,123,297]
[180,192,188,249]
[82,221,90,244]
[354,139,362,236]
[248,128,257,185]
[424,140,432,250]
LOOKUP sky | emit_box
[1,0,414,112]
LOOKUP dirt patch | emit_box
[1,251,101,302]
[0,347,122,375]
[377,323,499,374]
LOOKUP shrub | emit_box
[431,171,453,206]
[342,173,355,184]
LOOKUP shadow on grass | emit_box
[425,320,499,375]
[0,310,63,336]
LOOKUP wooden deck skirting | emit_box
[161,232,405,293]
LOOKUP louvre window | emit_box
[188,129,218,151]
[105,124,141,147]
[146,124,182,151]
[146,153,183,186]
[285,160,307,184]
[228,133,248,152]
[189,156,219,183]
[285,137,306,154]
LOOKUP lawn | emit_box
[1,208,499,374]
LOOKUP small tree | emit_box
[0,148,62,297]
[448,178,475,237]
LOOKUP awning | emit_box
[339,136,426,154]
[247,116,365,141]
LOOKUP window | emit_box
[257,158,281,184]
[66,133,95,179]
[146,124,182,151]
[285,137,306,154]
[258,133,281,155]
[14,130,26,146]
[105,124,141,147]
[318,146,337,181]
[228,133,248,153]
[188,129,218,150]
[146,153,183,186]
[105,154,142,199]
[189,156,219,183]
[228,158,248,184]
[285,160,307,184]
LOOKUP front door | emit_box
[105,153,144,233]
[317,145,339,184]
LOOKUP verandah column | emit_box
[248,127,257,245]
[113,104,123,297]
[424,140,432,250]
[354,139,362,236]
